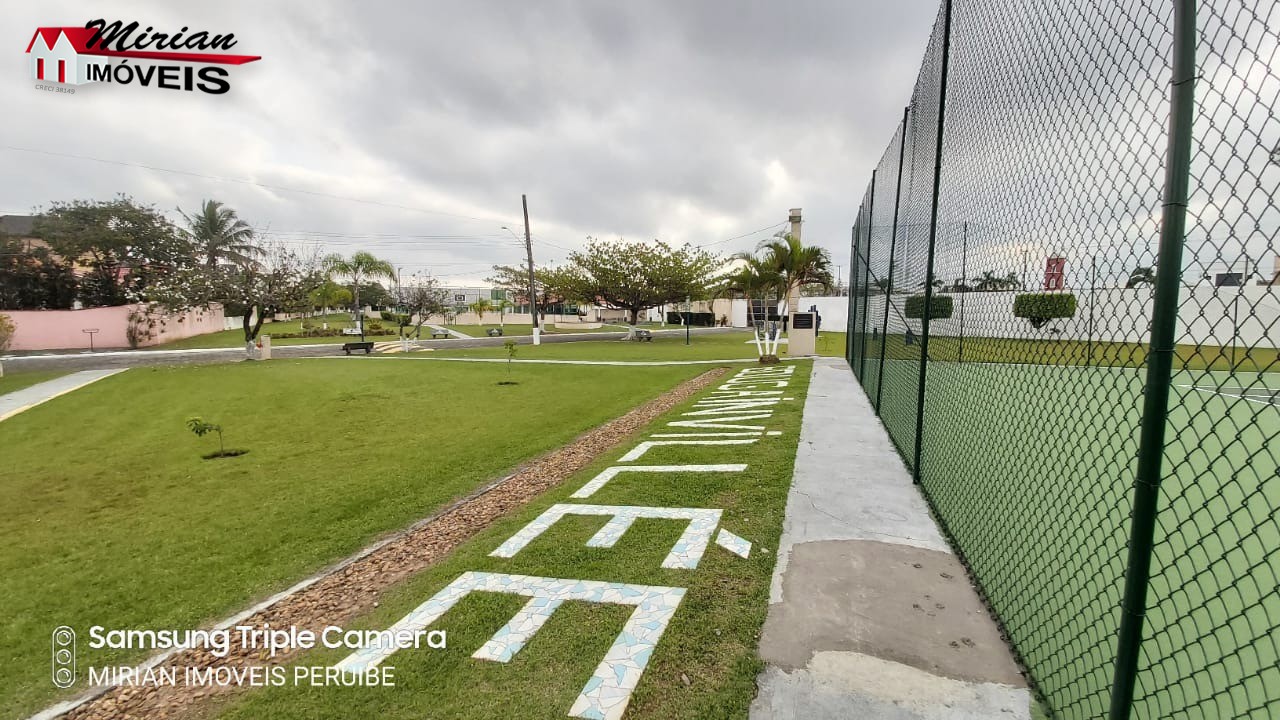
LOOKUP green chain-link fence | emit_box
[846,1,1278,717]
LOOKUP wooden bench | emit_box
[430,330,451,339]
[632,329,654,342]
[486,328,504,337]
[342,341,374,355]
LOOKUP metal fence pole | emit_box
[1108,0,1197,716]
[958,221,968,363]
[876,106,912,414]
[912,0,953,482]
[847,222,858,367]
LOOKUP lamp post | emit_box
[684,297,692,345]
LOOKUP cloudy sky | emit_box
[3,1,939,286]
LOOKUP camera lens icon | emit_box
[51,626,76,688]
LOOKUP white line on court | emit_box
[305,356,765,367]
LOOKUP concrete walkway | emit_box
[751,358,1031,719]
[0,369,125,422]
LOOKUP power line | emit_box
[0,144,516,225]
[696,221,789,248]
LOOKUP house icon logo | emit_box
[26,27,108,85]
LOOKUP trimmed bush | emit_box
[904,294,954,320]
[666,312,716,326]
[1013,292,1077,328]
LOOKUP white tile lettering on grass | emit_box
[331,364,796,720]
[570,464,748,499]
[335,571,684,720]
[491,504,751,569]
[617,439,758,462]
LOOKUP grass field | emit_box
[0,369,67,396]
[215,361,811,719]
[0,359,712,717]
[427,330,848,362]
[861,354,1280,718]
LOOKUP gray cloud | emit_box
[2,0,940,283]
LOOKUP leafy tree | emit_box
[1126,266,1156,288]
[559,238,720,327]
[309,280,352,314]
[755,233,833,315]
[323,251,396,336]
[399,279,449,338]
[972,270,1020,292]
[181,199,261,268]
[469,298,494,324]
[33,196,192,307]
[0,235,78,309]
[487,264,577,322]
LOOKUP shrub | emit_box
[0,313,13,353]
[904,295,954,320]
[1013,292,1077,328]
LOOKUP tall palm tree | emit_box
[972,270,1006,292]
[182,199,261,268]
[755,233,833,316]
[323,251,396,339]
[718,254,783,326]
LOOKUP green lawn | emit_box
[0,359,710,717]
[217,361,812,719]
[0,369,67,396]
[863,358,1280,717]
[148,314,403,350]
[427,330,848,362]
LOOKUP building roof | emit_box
[0,215,36,237]
[25,27,99,54]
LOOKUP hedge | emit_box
[1013,292,1077,328]
[904,294,954,320]
[666,311,717,326]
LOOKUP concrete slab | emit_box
[0,368,125,422]
[752,358,1030,719]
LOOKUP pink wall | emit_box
[3,304,226,351]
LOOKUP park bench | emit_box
[487,328,504,337]
[632,329,654,342]
[342,341,374,355]
[431,330,451,339]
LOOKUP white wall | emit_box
[849,286,1280,348]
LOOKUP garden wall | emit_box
[3,304,226,351]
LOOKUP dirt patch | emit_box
[59,367,727,720]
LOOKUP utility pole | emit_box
[522,194,540,346]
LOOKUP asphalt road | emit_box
[1,327,737,373]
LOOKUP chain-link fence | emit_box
[846,1,1279,718]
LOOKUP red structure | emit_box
[1044,256,1066,290]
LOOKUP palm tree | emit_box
[494,298,514,327]
[323,251,396,339]
[972,270,1009,292]
[182,199,261,268]
[1126,266,1156,288]
[755,233,833,316]
[469,298,494,326]
[718,254,783,327]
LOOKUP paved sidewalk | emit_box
[0,369,125,422]
[751,358,1031,719]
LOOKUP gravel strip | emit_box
[56,367,729,720]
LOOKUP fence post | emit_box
[876,106,912,414]
[912,0,953,482]
[858,213,874,377]
[1108,1,1197,717]
[848,221,859,367]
